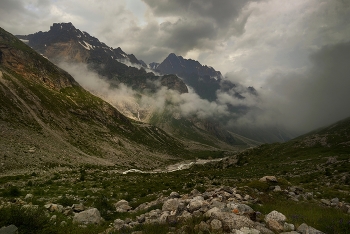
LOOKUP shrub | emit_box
[2,186,21,197]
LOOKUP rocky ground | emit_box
[1,172,349,234]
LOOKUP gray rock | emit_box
[178,210,192,221]
[264,210,286,223]
[50,215,57,222]
[227,203,254,215]
[211,210,254,231]
[114,199,132,212]
[297,223,325,234]
[24,194,34,200]
[169,191,180,198]
[320,199,330,206]
[280,232,299,234]
[234,227,260,234]
[254,224,274,234]
[113,219,125,230]
[73,208,102,225]
[284,222,295,231]
[162,198,180,212]
[211,200,226,209]
[259,176,277,183]
[0,225,18,234]
[331,197,339,206]
[273,186,282,192]
[72,203,85,212]
[266,219,284,233]
[188,199,204,212]
[197,221,210,232]
[210,219,222,230]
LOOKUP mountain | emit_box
[0,26,194,173]
[17,23,188,94]
[152,53,223,101]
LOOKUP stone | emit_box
[166,214,177,225]
[162,198,180,212]
[284,222,295,232]
[254,224,274,234]
[159,211,169,224]
[297,223,325,234]
[259,176,277,183]
[113,219,125,230]
[273,186,282,192]
[50,215,57,222]
[60,221,67,227]
[211,210,254,231]
[210,219,223,230]
[49,204,64,213]
[204,207,220,218]
[73,208,102,225]
[178,210,192,221]
[72,203,85,212]
[235,227,261,234]
[320,199,330,206]
[280,232,299,234]
[115,199,129,207]
[24,194,34,200]
[190,189,200,196]
[116,204,132,212]
[227,203,254,215]
[0,225,18,234]
[137,214,145,223]
[197,221,210,232]
[264,210,286,223]
[222,186,233,194]
[267,219,284,232]
[330,197,339,206]
[211,200,226,209]
[188,199,204,212]
[169,191,180,198]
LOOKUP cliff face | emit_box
[17,23,188,94]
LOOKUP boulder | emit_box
[264,210,286,223]
[73,208,102,225]
[169,191,180,198]
[284,222,295,232]
[210,219,222,230]
[162,198,179,212]
[273,186,282,192]
[320,199,330,206]
[188,199,204,212]
[115,199,132,212]
[267,219,284,233]
[24,194,34,200]
[297,223,325,234]
[259,176,277,183]
[234,227,260,234]
[113,219,125,230]
[211,210,254,231]
[0,225,18,234]
[72,203,85,212]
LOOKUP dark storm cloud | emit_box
[245,40,350,133]
[138,0,258,61]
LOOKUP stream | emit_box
[122,158,226,174]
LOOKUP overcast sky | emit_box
[1,0,350,134]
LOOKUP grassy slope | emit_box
[0,27,193,171]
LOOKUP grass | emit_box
[252,199,350,233]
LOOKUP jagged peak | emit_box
[50,22,76,31]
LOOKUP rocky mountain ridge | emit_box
[17,23,188,94]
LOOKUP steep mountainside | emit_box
[17,23,188,94]
[152,53,222,101]
[0,27,191,173]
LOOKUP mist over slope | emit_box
[0,27,198,172]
